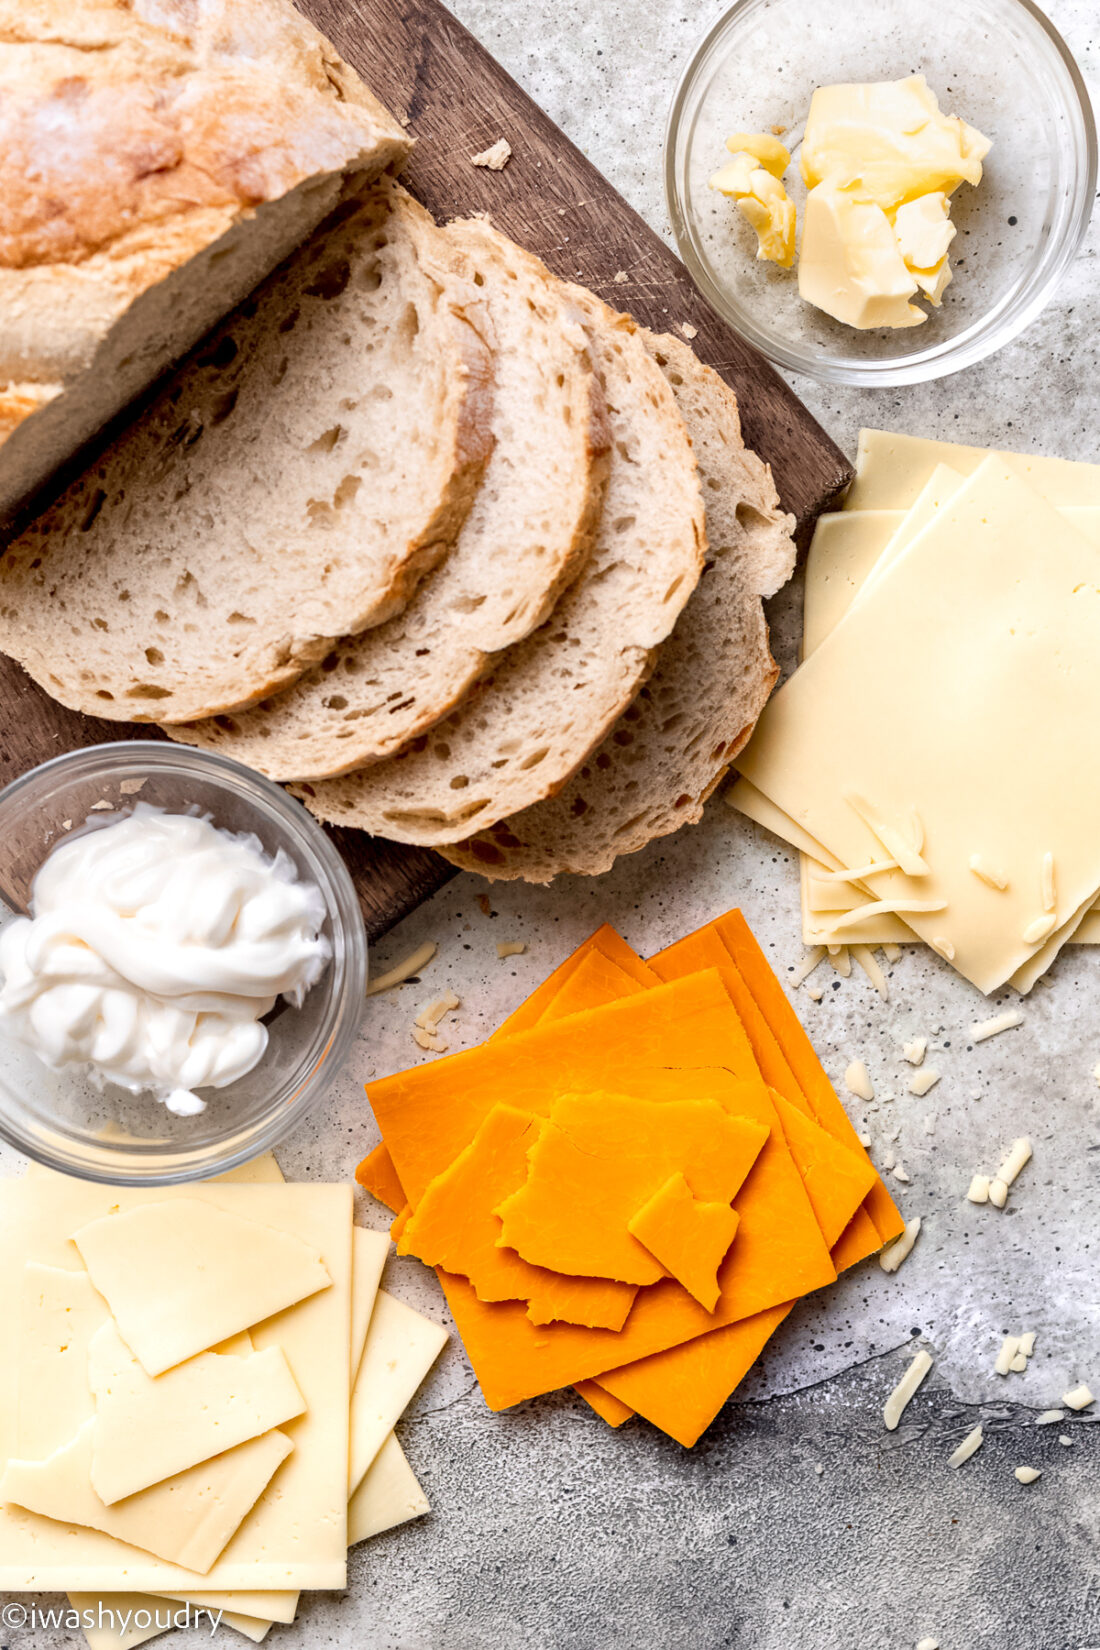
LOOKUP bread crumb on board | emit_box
[612,270,630,284]
[471,138,512,171]
[679,321,699,339]
[119,778,146,795]
[367,940,439,997]
[412,989,460,1053]
[496,940,527,959]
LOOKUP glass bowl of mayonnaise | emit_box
[0,742,368,1184]
[666,0,1095,384]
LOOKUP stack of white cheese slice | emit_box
[0,1154,447,1650]
[730,429,1100,996]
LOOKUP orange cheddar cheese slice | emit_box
[573,1379,634,1428]
[491,924,658,1040]
[356,1141,405,1213]
[496,1091,766,1285]
[596,1302,794,1448]
[537,948,647,1025]
[710,911,904,1246]
[627,1173,739,1313]
[397,1104,637,1331]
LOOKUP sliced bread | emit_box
[292,293,706,844]
[0,0,410,523]
[166,217,610,779]
[0,180,493,723]
[441,332,796,881]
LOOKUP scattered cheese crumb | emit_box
[791,945,827,986]
[1035,1409,1064,1426]
[60,819,72,831]
[1094,1061,1100,1088]
[1062,1382,1094,1411]
[883,943,902,963]
[970,1009,1023,1043]
[883,1347,933,1430]
[844,1060,874,1101]
[966,1174,990,1205]
[947,1425,983,1468]
[879,1216,922,1274]
[119,778,146,795]
[988,1178,1008,1209]
[857,1132,872,1148]
[612,269,629,284]
[1023,912,1057,944]
[908,1068,940,1097]
[89,800,114,812]
[1010,1331,1037,1373]
[994,1136,1032,1192]
[1059,1434,1074,1446]
[881,1150,896,1172]
[892,1162,911,1184]
[995,1335,1020,1376]
[851,943,888,999]
[1013,1465,1042,1485]
[496,941,527,959]
[1041,851,1056,912]
[367,940,439,997]
[471,138,512,170]
[916,1641,940,1650]
[679,321,699,339]
[969,853,1008,890]
[813,1462,824,1476]
[902,1037,928,1066]
[806,985,824,1001]
[412,989,460,1053]
[970,1089,983,1101]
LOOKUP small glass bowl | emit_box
[0,743,367,1185]
[665,0,1096,385]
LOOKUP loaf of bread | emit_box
[0,0,409,524]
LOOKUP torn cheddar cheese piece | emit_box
[627,1173,740,1313]
[495,1090,766,1285]
[397,1104,637,1331]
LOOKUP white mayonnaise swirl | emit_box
[0,805,331,1115]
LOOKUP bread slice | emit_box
[0,0,410,525]
[292,293,706,844]
[166,218,610,779]
[440,332,796,881]
[0,181,494,724]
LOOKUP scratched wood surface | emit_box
[0,0,851,941]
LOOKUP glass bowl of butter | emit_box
[0,743,368,1184]
[666,0,1095,384]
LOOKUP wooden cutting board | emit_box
[0,0,851,942]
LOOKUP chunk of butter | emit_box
[798,179,926,330]
[710,143,796,268]
[800,75,991,210]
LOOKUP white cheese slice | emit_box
[211,1155,286,1184]
[348,1290,447,1496]
[350,1227,390,1380]
[0,1420,292,1574]
[348,1431,430,1545]
[883,1348,933,1430]
[88,1322,305,1505]
[735,460,1100,993]
[151,1592,297,1627]
[845,429,1100,512]
[72,1199,332,1375]
[17,1264,110,1458]
[0,1179,352,1592]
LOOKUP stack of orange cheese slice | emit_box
[356,910,904,1447]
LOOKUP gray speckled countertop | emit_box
[3,5,1099,1648]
